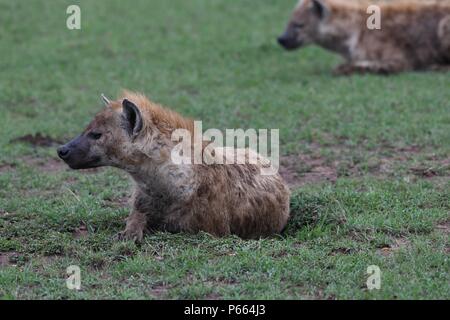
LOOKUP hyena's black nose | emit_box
[277,36,288,47]
[57,146,70,159]
[278,34,293,48]
[277,35,299,51]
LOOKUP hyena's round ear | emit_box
[311,0,329,19]
[101,94,111,107]
[122,99,143,138]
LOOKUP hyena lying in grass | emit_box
[278,0,450,74]
[57,92,290,242]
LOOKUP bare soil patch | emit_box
[149,284,169,298]
[330,247,355,256]
[22,156,66,172]
[72,223,89,239]
[410,157,450,178]
[0,163,16,173]
[0,209,13,217]
[280,154,338,188]
[19,155,103,174]
[11,133,62,147]
[436,221,449,236]
[203,292,222,300]
[103,196,129,209]
[280,142,449,187]
[0,252,19,266]
[0,156,66,174]
[377,238,411,256]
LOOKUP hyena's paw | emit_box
[114,227,144,243]
[428,64,450,72]
[333,63,359,76]
[334,62,394,76]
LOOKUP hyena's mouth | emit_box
[57,132,105,170]
[57,145,102,170]
[277,36,302,50]
[65,156,102,170]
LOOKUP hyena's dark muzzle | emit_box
[277,27,303,50]
[57,135,101,170]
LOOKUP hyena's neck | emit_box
[130,164,197,206]
[315,17,363,60]
[128,141,197,203]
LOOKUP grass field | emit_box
[0,0,449,299]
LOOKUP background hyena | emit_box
[57,92,290,242]
[278,0,450,74]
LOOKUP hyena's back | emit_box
[359,2,450,68]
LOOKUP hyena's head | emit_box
[57,95,145,170]
[278,0,329,50]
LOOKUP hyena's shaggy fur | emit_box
[280,0,450,74]
[63,92,290,242]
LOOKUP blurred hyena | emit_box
[278,0,450,74]
[57,92,290,242]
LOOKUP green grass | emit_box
[0,0,449,299]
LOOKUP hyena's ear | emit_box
[122,99,143,138]
[101,94,111,107]
[311,0,329,19]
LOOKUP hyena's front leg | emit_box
[438,15,450,61]
[116,209,147,243]
[429,64,450,72]
[334,60,410,75]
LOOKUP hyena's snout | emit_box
[57,136,82,161]
[57,145,70,160]
[57,135,101,170]
[277,33,293,49]
[277,29,301,50]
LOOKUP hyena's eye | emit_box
[293,23,305,29]
[88,132,102,140]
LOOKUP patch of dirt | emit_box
[0,252,19,266]
[0,163,16,173]
[280,154,338,188]
[0,156,65,174]
[280,142,449,187]
[19,155,102,174]
[436,221,449,235]
[27,255,59,272]
[205,277,238,286]
[330,247,354,256]
[11,133,63,147]
[410,157,450,178]
[286,285,334,300]
[22,156,66,172]
[377,238,411,256]
[203,292,222,300]
[72,223,88,239]
[149,284,169,298]
[270,249,289,258]
[103,196,129,209]
[38,255,58,264]
[0,209,12,217]
[0,254,10,266]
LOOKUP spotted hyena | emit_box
[278,0,450,74]
[57,92,290,242]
